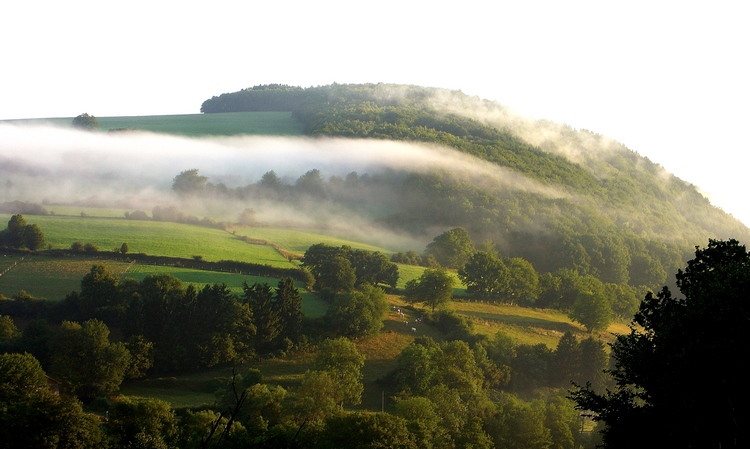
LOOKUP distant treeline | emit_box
[0,200,49,215]
[168,166,686,292]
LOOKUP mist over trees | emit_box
[2,83,749,447]
[198,83,750,291]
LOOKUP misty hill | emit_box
[201,83,750,290]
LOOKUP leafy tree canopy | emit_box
[72,112,99,130]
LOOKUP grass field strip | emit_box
[119,259,137,280]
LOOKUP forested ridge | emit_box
[202,83,749,291]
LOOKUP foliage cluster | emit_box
[302,242,399,295]
[0,214,45,250]
[72,112,99,130]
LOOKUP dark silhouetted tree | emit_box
[571,239,750,448]
[49,319,131,401]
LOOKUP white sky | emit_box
[2,0,749,226]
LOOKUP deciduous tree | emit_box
[326,284,388,337]
[424,227,475,269]
[458,251,509,299]
[49,319,130,401]
[404,268,455,312]
[569,292,612,332]
[72,112,99,130]
[313,337,365,407]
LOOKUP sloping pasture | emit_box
[0,214,294,267]
[231,225,395,256]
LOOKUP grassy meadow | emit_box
[232,225,395,256]
[0,214,294,267]
[3,111,306,137]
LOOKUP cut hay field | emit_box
[4,111,306,137]
[0,214,293,267]
[0,255,131,299]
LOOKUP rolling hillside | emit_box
[200,83,750,291]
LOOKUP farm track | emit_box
[231,231,302,262]
[0,256,25,278]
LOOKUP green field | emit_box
[1,215,294,267]
[232,225,395,255]
[3,111,305,137]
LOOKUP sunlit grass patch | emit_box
[232,226,394,255]
[0,214,294,267]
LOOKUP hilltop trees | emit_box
[172,169,208,194]
[571,239,750,448]
[72,112,99,130]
